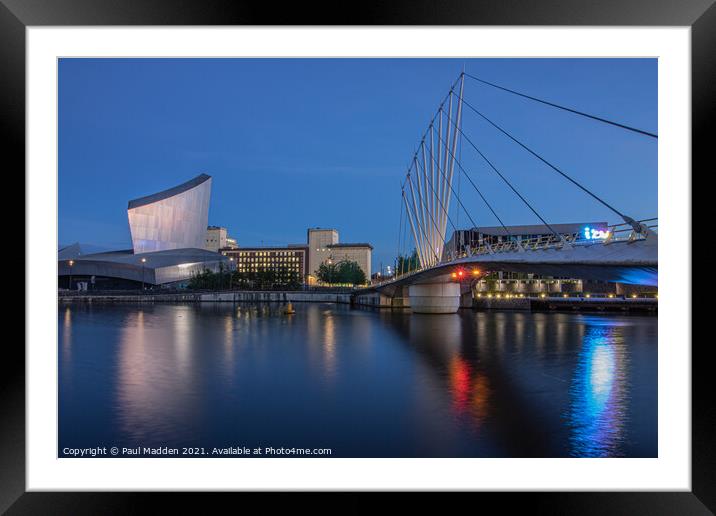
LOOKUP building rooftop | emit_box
[127,173,211,210]
[327,243,374,250]
[61,247,225,268]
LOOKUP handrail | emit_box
[382,218,658,285]
[375,218,657,288]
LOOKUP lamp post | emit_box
[68,260,74,290]
[327,258,333,286]
[228,257,234,290]
[140,257,147,291]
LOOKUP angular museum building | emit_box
[58,174,231,290]
[128,173,211,253]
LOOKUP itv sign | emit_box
[583,226,610,240]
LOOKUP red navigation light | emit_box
[457,270,464,278]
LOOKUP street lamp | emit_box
[68,260,74,290]
[140,257,147,291]
[228,257,234,290]
[327,258,333,286]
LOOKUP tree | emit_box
[188,268,222,290]
[316,260,366,286]
[189,267,294,291]
[336,260,366,285]
[396,248,420,275]
[316,261,339,284]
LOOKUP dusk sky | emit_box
[59,58,657,270]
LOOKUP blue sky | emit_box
[59,58,657,270]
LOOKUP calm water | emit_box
[58,303,657,458]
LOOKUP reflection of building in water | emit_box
[223,313,235,365]
[305,307,338,381]
[567,324,629,457]
[116,310,150,441]
[322,312,337,379]
[116,307,199,442]
[61,306,73,364]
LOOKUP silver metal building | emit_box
[127,173,212,254]
[59,174,230,289]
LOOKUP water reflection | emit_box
[566,324,629,457]
[306,306,340,381]
[390,311,642,456]
[322,312,337,379]
[58,304,655,458]
[448,357,490,425]
[115,307,203,443]
[223,313,234,366]
[61,306,72,364]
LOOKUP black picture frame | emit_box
[4,0,708,512]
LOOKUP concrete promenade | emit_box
[58,289,656,313]
[473,296,657,313]
[58,290,354,305]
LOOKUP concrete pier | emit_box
[407,283,461,314]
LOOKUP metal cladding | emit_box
[127,174,211,254]
[58,247,229,286]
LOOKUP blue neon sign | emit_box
[583,226,610,240]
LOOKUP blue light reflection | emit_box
[567,324,629,457]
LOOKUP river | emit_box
[58,303,657,457]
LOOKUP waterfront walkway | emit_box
[58,289,656,313]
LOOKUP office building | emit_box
[306,227,372,281]
[307,228,338,277]
[220,246,308,284]
[325,243,372,281]
[205,226,237,252]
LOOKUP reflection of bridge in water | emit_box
[59,303,655,458]
[382,310,638,457]
[360,72,657,313]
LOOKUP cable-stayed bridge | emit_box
[360,71,657,313]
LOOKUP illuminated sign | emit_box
[583,226,610,240]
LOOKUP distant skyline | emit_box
[59,58,657,270]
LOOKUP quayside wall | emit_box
[58,291,354,304]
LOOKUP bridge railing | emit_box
[458,218,658,259]
[380,218,657,286]
[607,218,658,241]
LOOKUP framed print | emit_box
[4,0,711,512]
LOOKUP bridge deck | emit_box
[364,237,657,296]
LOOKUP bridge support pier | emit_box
[408,283,461,314]
[460,286,474,309]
